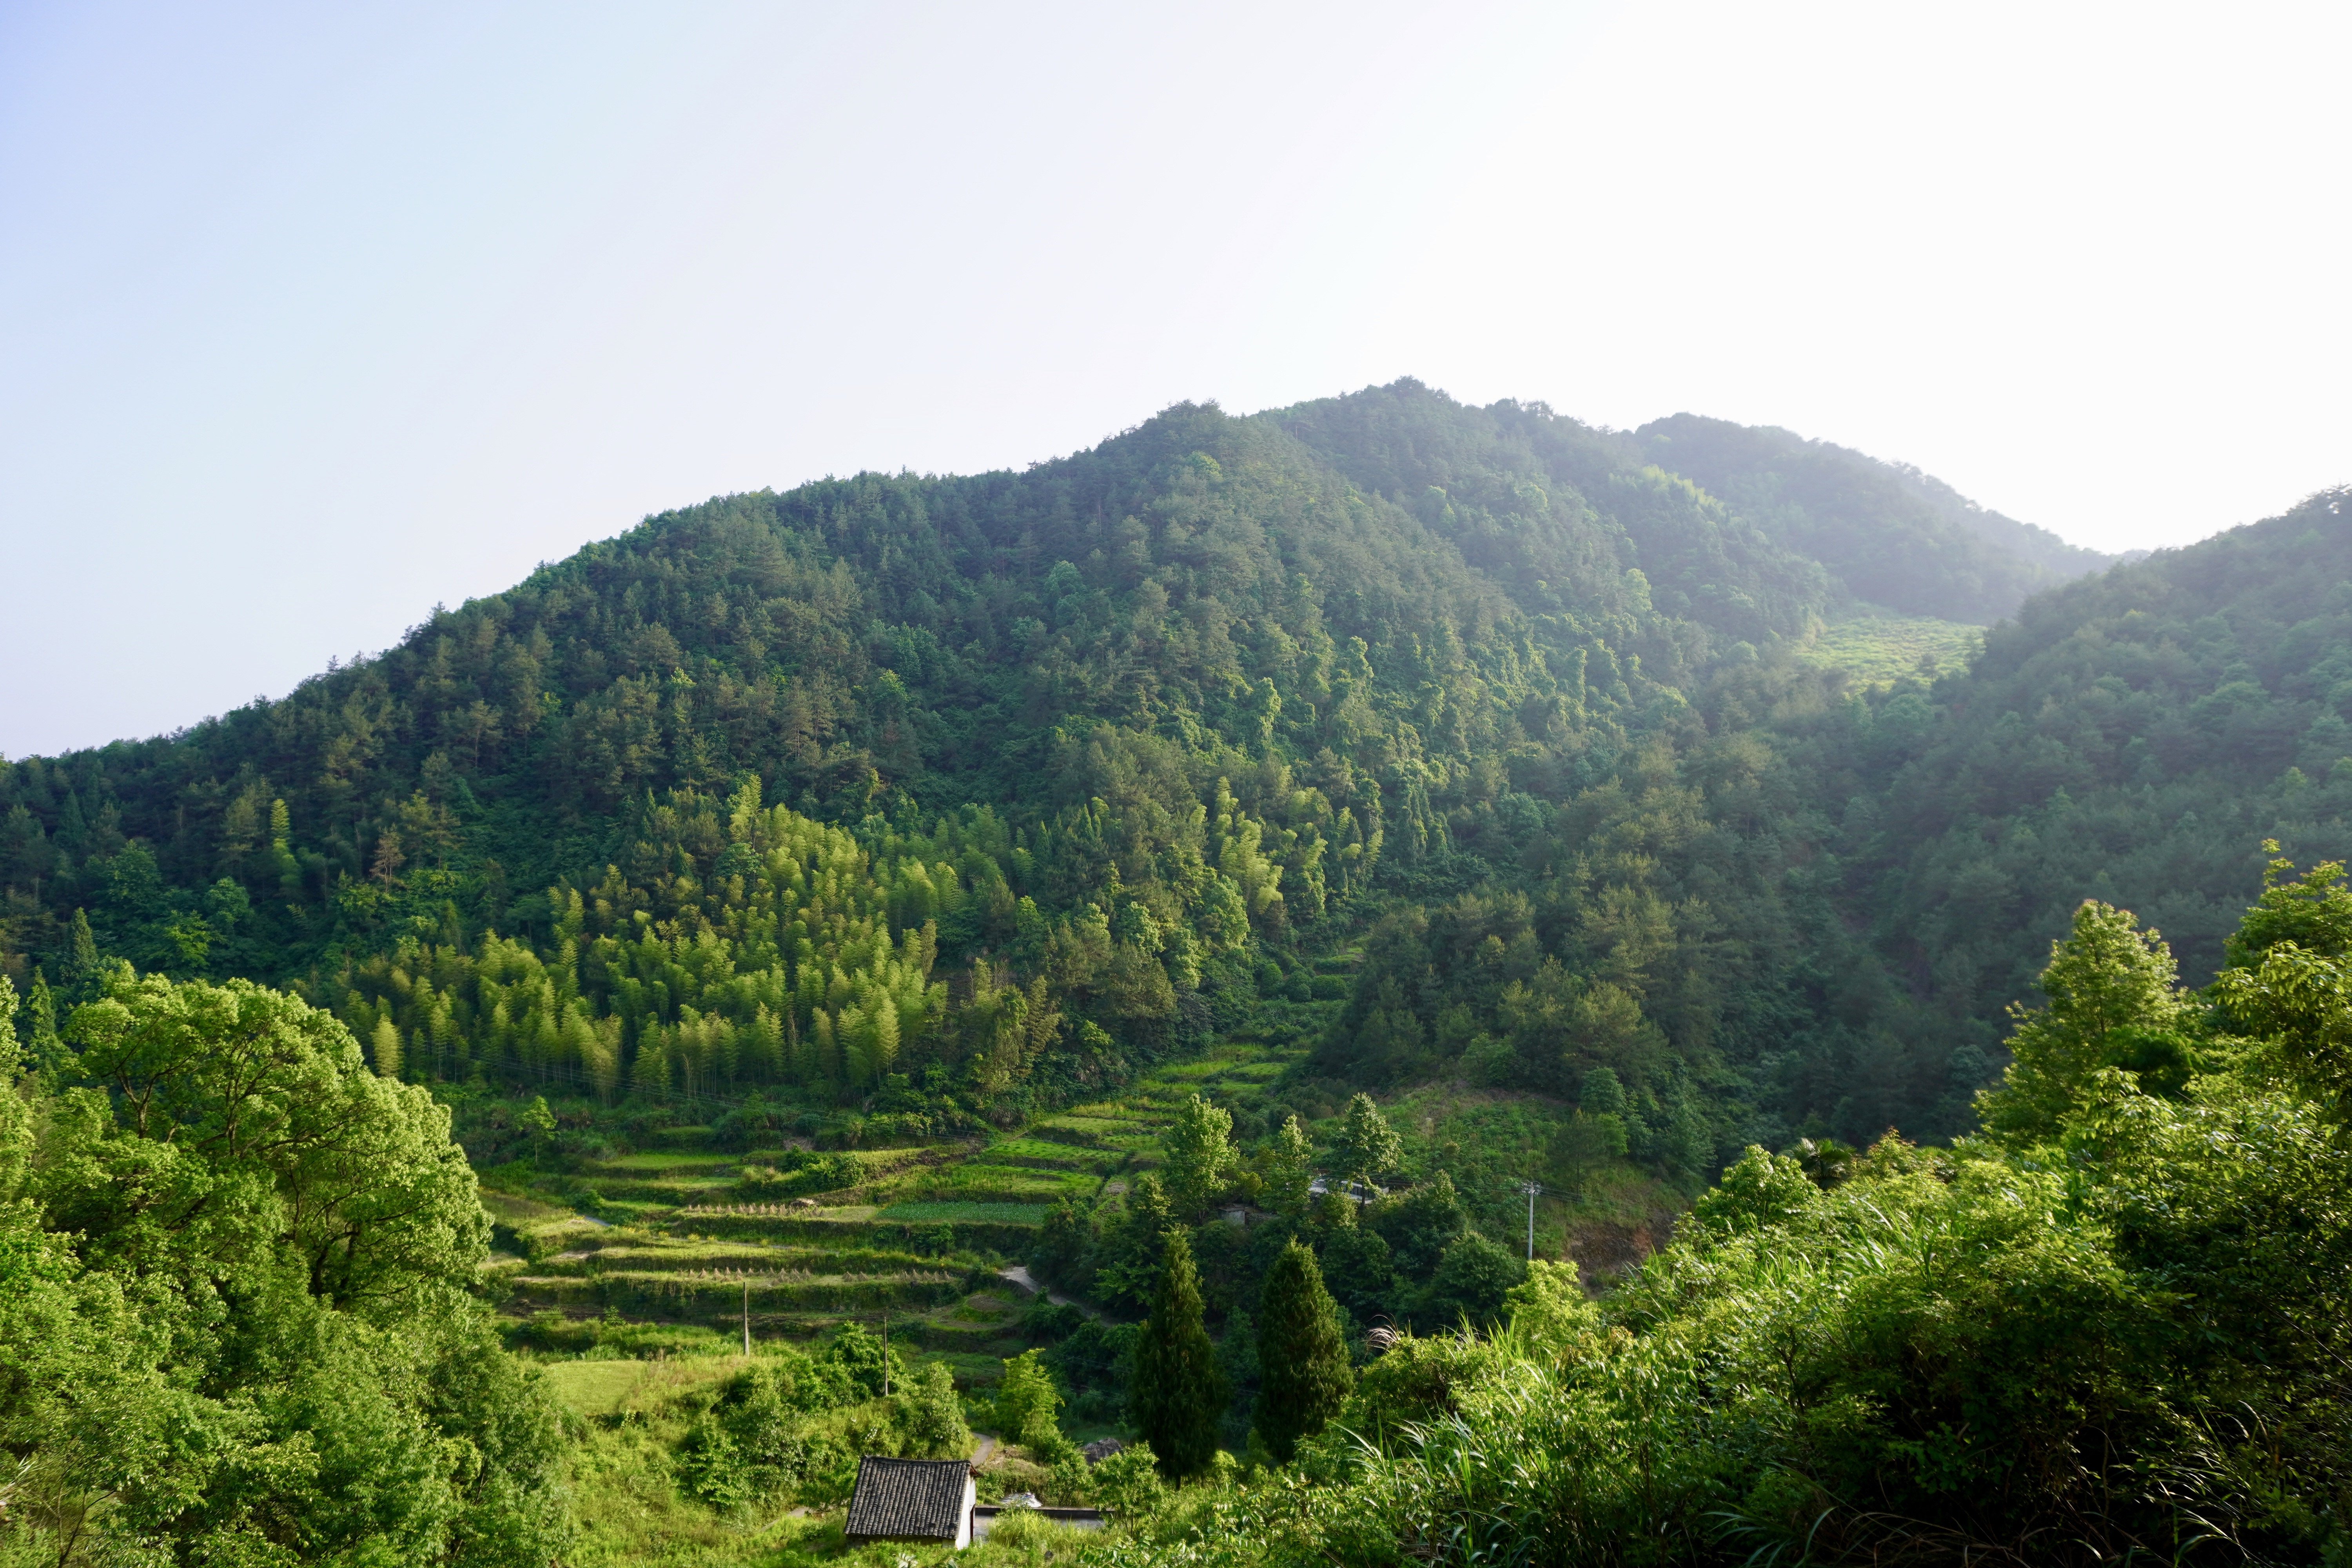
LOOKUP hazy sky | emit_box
[4,0,2346,757]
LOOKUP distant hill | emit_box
[1859,484,2352,1042]
[1635,412,2120,622]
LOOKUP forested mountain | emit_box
[1635,412,2117,620]
[1860,485,2352,1042]
[0,383,2339,1161]
[5,378,2351,1567]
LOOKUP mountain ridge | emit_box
[0,382,2328,1160]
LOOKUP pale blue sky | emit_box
[4,0,2345,757]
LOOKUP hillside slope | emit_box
[1859,485,2352,1039]
[2,386,2332,1159]
[1635,412,2117,621]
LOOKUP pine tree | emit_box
[1256,1239,1353,1462]
[67,908,99,984]
[23,967,62,1076]
[1129,1229,1227,1479]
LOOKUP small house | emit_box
[844,1456,976,1551]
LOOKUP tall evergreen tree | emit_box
[65,908,98,985]
[1130,1229,1227,1479]
[1255,1239,1352,1462]
[21,967,60,1076]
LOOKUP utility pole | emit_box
[1519,1180,1542,1261]
[881,1312,890,1397]
[742,1282,751,1358]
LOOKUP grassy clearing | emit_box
[536,1358,663,1417]
[593,1151,744,1171]
[982,1138,1115,1172]
[1809,613,1984,686]
[895,1164,1093,1201]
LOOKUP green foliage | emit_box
[1255,1113,1314,1218]
[0,972,563,1567]
[891,1359,971,1458]
[1329,1093,1403,1200]
[1418,1232,1526,1329]
[820,1318,906,1402]
[1975,900,2195,1144]
[1684,1145,1817,1238]
[1254,1240,1352,1463]
[1163,1093,1239,1215]
[1200,874,2352,1566]
[1090,1441,1167,1516]
[995,1347,1066,1452]
[1130,1230,1229,1479]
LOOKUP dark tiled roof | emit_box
[844,1457,971,1541]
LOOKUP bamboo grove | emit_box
[314,767,1383,1105]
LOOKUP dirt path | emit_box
[996,1265,1098,1318]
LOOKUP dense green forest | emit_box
[0,380,2207,1148]
[3,379,2348,1565]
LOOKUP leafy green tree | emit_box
[1255,1240,1352,1462]
[65,907,98,984]
[1,971,560,1567]
[1417,1232,1526,1329]
[1330,1093,1403,1206]
[2227,847,2352,964]
[893,1361,970,1459]
[1164,1093,1239,1214]
[1688,1146,1818,1238]
[1129,1229,1228,1479]
[995,1348,1067,1453]
[1090,1442,1167,1515]
[822,1320,904,1401]
[19,966,63,1078]
[1257,1113,1316,1218]
[519,1092,557,1154]
[1093,1172,1175,1312]
[1975,901,2192,1144]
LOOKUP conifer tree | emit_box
[1130,1229,1227,1479]
[67,907,99,984]
[1256,1239,1352,1462]
[22,967,62,1075]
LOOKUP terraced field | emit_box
[476,972,1343,1405]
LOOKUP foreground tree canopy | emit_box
[0,969,565,1567]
